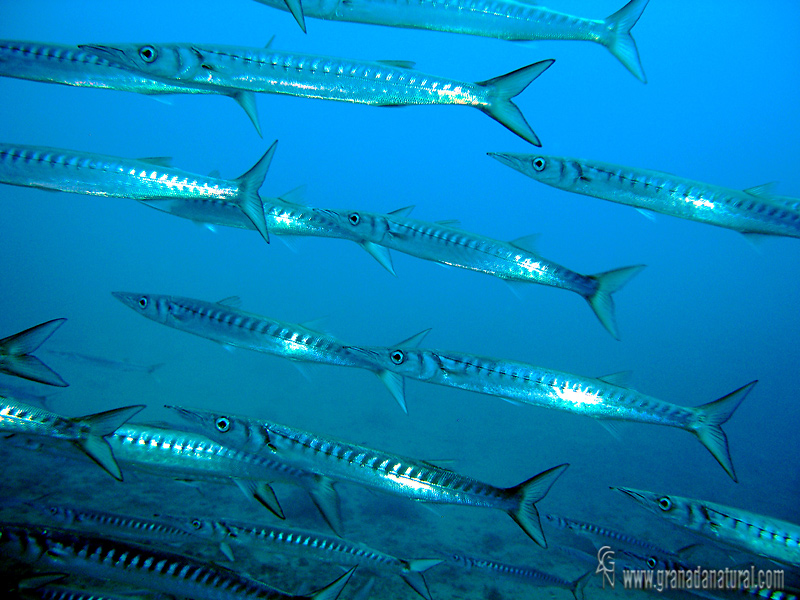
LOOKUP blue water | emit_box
[1,1,799,598]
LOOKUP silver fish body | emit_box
[0,396,144,481]
[167,405,568,548]
[253,0,649,81]
[490,153,800,239]
[352,343,755,481]
[317,206,644,339]
[0,141,275,242]
[80,42,554,145]
[0,522,356,600]
[613,487,800,567]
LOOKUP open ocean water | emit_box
[0,1,798,598]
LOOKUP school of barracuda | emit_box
[1,1,798,599]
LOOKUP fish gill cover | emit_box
[0,1,798,599]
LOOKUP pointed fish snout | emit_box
[610,486,649,504]
[111,291,141,308]
[487,152,528,171]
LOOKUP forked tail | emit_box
[477,59,555,146]
[400,558,443,600]
[74,404,146,481]
[310,565,356,600]
[507,463,569,547]
[586,264,646,340]
[604,0,650,82]
[690,381,757,482]
[0,319,68,387]
[235,140,277,244]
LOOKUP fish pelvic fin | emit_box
[604,0,650,83]
[507,463,569,547]
[477,59,554,146]
[586,264,646,340]
[235,140,278,244]
[308,565,356,600]
[74,404,146,481]
[399,559,442,600]
[690,381,757,483]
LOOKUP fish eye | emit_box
[390,350,405,365]
[533,157,546,172]
[215,417,231,432]
[138,296,148,309]
[139,45,157,63]
[348,212,360,226]
[191,519,202,530]
[49,507,58,515]
[657,496,673,511]
[647,557,657,569]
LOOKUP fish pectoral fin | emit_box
[376,369,407,413]
[360,242,395,276]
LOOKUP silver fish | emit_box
[179,516,442,600]
[0,40,262,133]
[543,513,675,557]
[252,0,649,82]
[0,522,356,600]
[352,335,755,481]
[80,42,554,146]
[0,319,68,387]
[0,141,275,243]
[42,349,163,375]
[111,292,408,411]
[0,395,144,481]
[489,153,800,240]
[612,487,800,567]
[316,205,644,339]
[167,404,569,548]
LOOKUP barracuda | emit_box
[252,0,649,82]
[316,205,644,339]
[612,487,800,567]
[0,141,275,243]
[543,513,675,556]
[167,405,569,548]
[489,153,800,239]
[0,396,143,481]
[0,40,263,134]
[177,516,442,600]
[0,318,68,387]
[351,337,756,482]
[105,423,342,531]
[80,42,554,146]
[0,522,356,600]
[111,292,408,411]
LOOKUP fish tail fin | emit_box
[0,319,68,387]
[604,0,650,83]
[282,0,307,33]
[309,566,356,600]
[376,369,407,413]
[690,381,757,483]
[571,570,594,600]
[400,559,442,600]
[235,140,278,244]
[586,264,646,340]
[74,404,145,481]
[507,463,569,547]
[477,59,554,146]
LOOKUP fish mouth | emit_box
[111,291,141,309]
[78,44,136,68]
[164,404,203,425]
[610,486,649,505]
[487,151,529,172]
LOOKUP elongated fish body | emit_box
[253,0,649,82]
[449,553,580,596]
[0,396,144,481]
[543,513,675,556]
[167,405,568,548]
[0,141,276,243]
[352,343,756,482]
[0,318,68,387]
[0,523,356,600]
[0,41,264,134]
[317,206,644,339]
[613,488,800,567]
[42,349,163,374]
[81,42,554,145]
[184,517,441,600]
[490,153,800,239]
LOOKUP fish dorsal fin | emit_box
[394,328,431,348]
[509,234,541,253]
[207,169,221,179]
[597,370,633,387]
[216,296,242,308]
[278,185,308,206]
[388,205,414,217]
[137,157,173,168]
[743,182,777,198]
[377,60,416,69]
[300,316,331,335]
[435,219,460,228]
